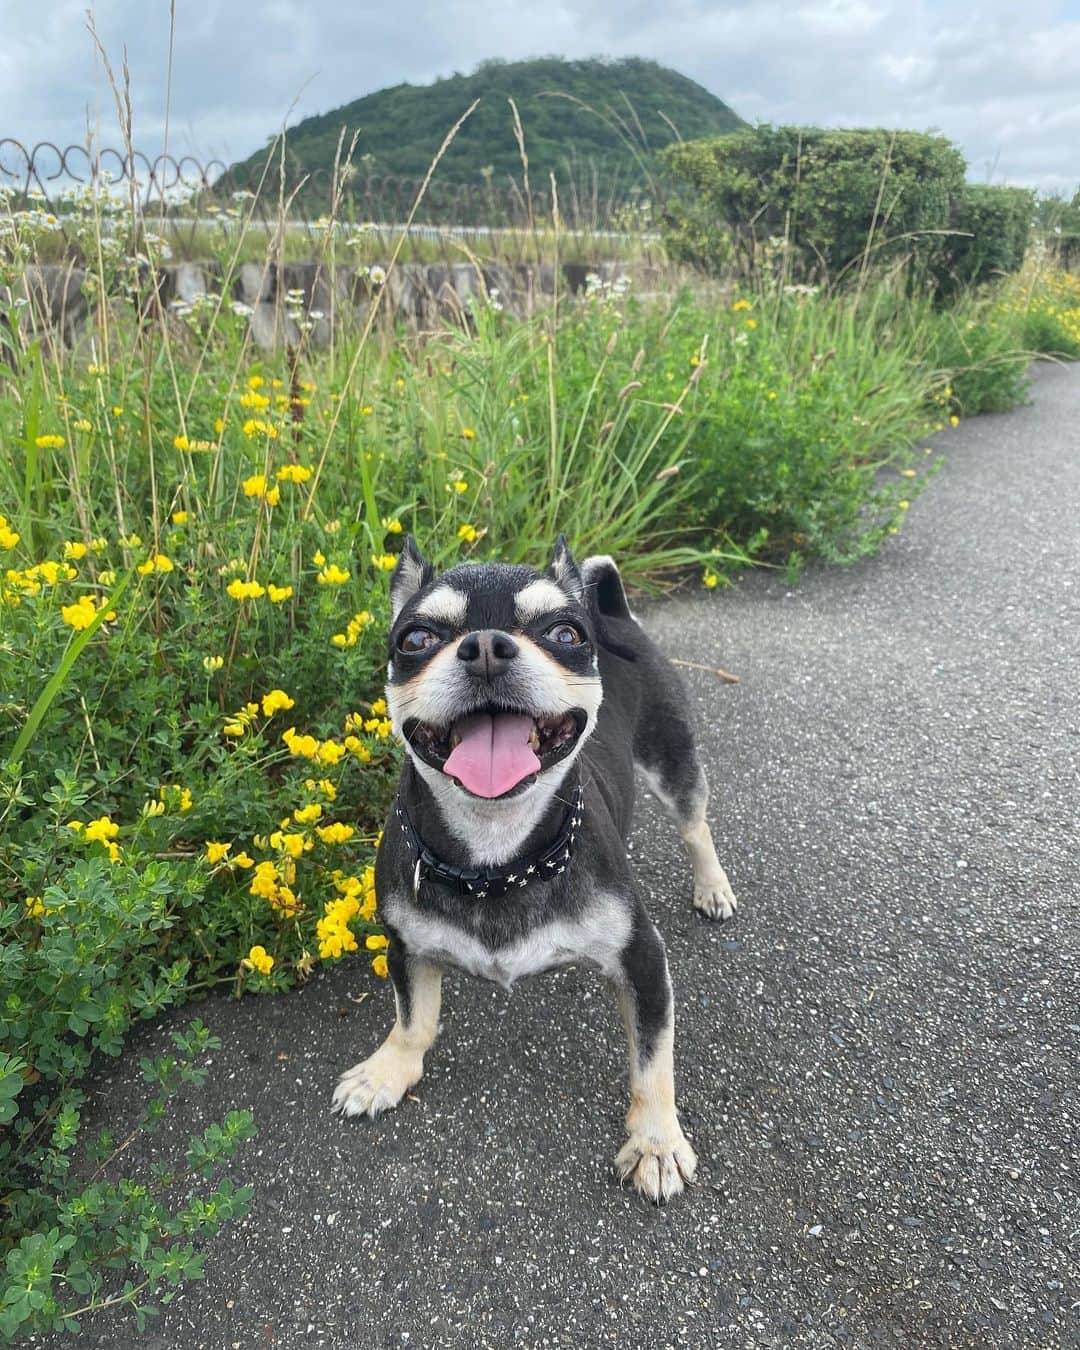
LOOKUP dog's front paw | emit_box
[693,867,738,922]
[614,1128,698,1204]
[331,1042,424,1118]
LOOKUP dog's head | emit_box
[385,536,602,801]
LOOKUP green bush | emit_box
[0,845,255,1340]
[662,125,966,283]
[935,184,1034,297]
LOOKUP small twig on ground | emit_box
[670,657,741,684]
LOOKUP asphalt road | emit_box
[51,363,1079,1349]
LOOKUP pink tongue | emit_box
[443,712,541,798]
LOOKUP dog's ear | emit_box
[390,536,434,620]
[548,534,585,604]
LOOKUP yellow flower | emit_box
[702,569,719,590]
[365,933,389,951]
[360,405,374,416]
[34,434,65,450]
[206,841,232,864]
[172,510,189,525]
[142,798,166,817]
[317,738,347,766]
[293,803,323,825]
[316,821,355,845]
[462,427,476,440]
[732,298,752,312]
[276,463,312,484]
[246,945,274,976]
[226,578,265,601]
[24,895,45,918]
[371,553,397,572]
[382,517,403,534]
[269,830,308,859]
[63,541,87,560]
[317,563,351,585]
[262,688,295,716]
[203,654,225,673]
[266,484,281,507]
[240,390,271,411]
[242,474,268,498]
[949,415,960,427]
[745,318,758,330]
[84,815,119,845]
[248,374,265,390]
[60,596,103,631]
[173,434,190,451]
[137,553,174,576]
[282,726,320,760]
[457,523,478,544]
[233,852,255,869]
[249,861,280,900]
[73,419,93,433]
[312,551,326,566]
[447,479,468,494]
[267,583,293,603]
[0,519,20,549]
[370,698,387,716]
[112,407,124,418]
[371,954,389,978]
[242,419,279,440]
[899,500,910,511]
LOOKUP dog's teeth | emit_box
[528,727,540,751]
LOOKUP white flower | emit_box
[369,265,386,285]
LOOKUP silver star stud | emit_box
[526,864,536,875]
[506,873,517,883]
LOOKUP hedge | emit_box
[662,126,966,283]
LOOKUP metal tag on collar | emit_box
[412,856,422,898]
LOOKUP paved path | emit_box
[62,365,1079,1349]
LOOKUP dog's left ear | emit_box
[390,536,434,620]
[548,534,585,604]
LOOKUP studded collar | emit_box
[394,784,585,900]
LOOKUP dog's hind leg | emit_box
[611,909,698,1203]
[332,931,441,1118]
[635,713,738,922]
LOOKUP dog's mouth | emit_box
[403,706,587,799]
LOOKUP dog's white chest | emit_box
[387,895,630,990]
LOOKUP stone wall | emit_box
[3,259,669,352]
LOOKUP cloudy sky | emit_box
[2,0,1079,193]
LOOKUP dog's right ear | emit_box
[390,536,434,620]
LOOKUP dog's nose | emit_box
[456,629,519,680]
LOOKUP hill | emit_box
[220,57,743,214]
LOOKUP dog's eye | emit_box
[398,626,440,654]
[545,622,583,645]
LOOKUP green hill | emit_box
[220,57,743,215]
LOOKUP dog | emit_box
[331,536,738,1202]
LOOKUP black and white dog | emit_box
[331,536,738,1203]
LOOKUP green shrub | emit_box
[0,844,255,1340]
[662,125,966,283]
[935,184,1034,298]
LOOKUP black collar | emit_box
[394,784,585,900]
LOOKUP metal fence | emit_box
[0,139,658,251]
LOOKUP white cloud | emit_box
[0,0,1076,193]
